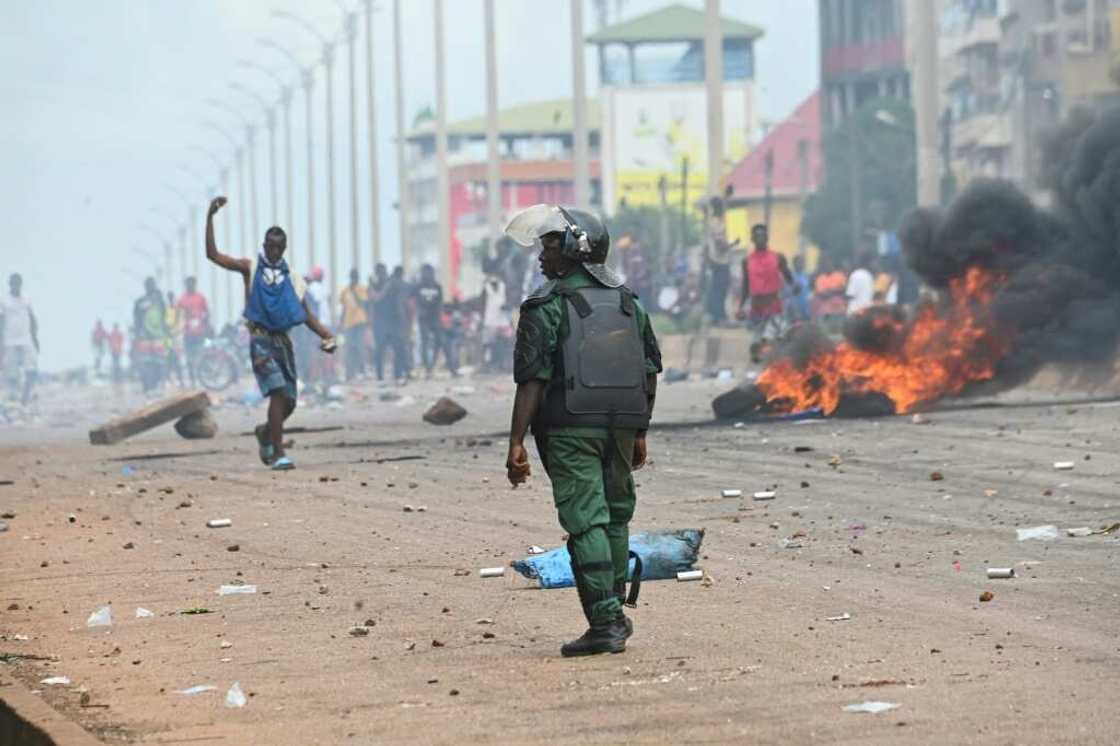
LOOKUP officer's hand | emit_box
[506,442,531,487]
[632,436,648,470]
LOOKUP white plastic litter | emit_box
[217,585,257,596]
[1053,461,1075,470]
[86,606,112,628]
[479,567,505,578]
[225,681,247,708]
[527,545,545,555]
[135,607,155,619]
[176,685,217,696]
[721,489,742,498]
[1066,527,1093,537]
[826,613,851,622]
[987,568,1016,579]
[753,491,777,501]
[843,701,900,714]
[676,570,704,582]
[206,518,232,529]
[1016,525,1059,541]
[40,676,71,686]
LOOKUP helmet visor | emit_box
[503,204,569,247]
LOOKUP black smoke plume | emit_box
[899,105,1120,392]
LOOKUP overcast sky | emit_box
[2,0,818,371]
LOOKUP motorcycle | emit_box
[196,333,243,392]
[131,339,167,393]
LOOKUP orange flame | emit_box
[757,267,1012,415]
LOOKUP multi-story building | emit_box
[940,0,1120,192]
[404,99,601,296]
[586,3,763,211]
[818,0,911,130]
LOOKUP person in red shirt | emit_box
[736,224,793,363]
[176,276,210,385]
[91,319,108,374]
[108,323,125,383]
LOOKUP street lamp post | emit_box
[272,11,340,324]
[164,183,199,294]
[392,0,410,269]
[342,7,361,276]
[207,99,259,246]
[231,82,278,232]
[362,0,381,268]
[238,60,295,241]
[138,223,174,292]
[189,144,235,324]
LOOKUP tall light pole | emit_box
[273,11,339,324]
[484,0,501,248]
[164,183,199,294]
[204,121,248,323]
[179,164,220,314]
[704,0,724,200]
[570,0,591,209]
[231,82,278,229]
[190,144,235,324]
[238,60,295,241]
[259,39,316,272]
[138,223,174,293]
[434,0,451,290]
[362,0,382,268]
[393,0,410,270]
[341,6,362,276]
[207,99,259,244]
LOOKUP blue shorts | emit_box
[249,328,298,402]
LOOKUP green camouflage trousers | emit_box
[539,429,637,625]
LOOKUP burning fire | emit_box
[757,267,1012,415]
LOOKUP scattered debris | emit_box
[207,518,232,529]
[89,391,212,445]
[86,606,112,628]
[348,626,370,637]
[1017,525,1059,542]
[752,491,776,501]
[40,676,71,686]
[911,413,930,425]
[479,567,505,578]
[1097,523,1120,535]
[175,685,217,696]
[1066,527,1093,537]
[721,489,742,498]
[930,471,944,481]
[987,568,1015,579]
[179,607,212,615]
[676,570,703,582]
[135,608,155,619]
[825,613,851,622]
[217,585,257,596]
[402,505,415,513]
[843,701,900,714]
[0,521,7,533]
[422,397,468,426]
[1054,461,1075,471]
[225,682,247,708]
[781,538,803,549]
[68,513,77,523]
[527,545,545,555]
[979,591,994,602]
[174,409,218,439]
[227,544,240,552]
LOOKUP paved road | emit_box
[1,377,1118,744]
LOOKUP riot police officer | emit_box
[504,205,662,657]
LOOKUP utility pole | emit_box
[484,0,502,250]
[907,0,940,206]
[343,10,361,276]
[303,70,317,270]
[280,87,293,247]
[658,175,670,258]
[246,127,259,244]
[324,43,339,323]
[434,0,452,290]
[393,0,410,271]
[796,138,809,259]
[704,0,724,200]
[571,0,591,209]
[363,0,382,268]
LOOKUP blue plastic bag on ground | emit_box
[510,529,704,589]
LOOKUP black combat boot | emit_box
[560,617,628,657]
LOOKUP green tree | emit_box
[803,97,917,261]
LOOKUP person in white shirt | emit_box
[0,273,40,405]
[846,254,875,315]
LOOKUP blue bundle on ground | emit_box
[510,529,704,589]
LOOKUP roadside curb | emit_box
[0,680,103,746]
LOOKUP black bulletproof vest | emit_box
[536,286,651,430]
